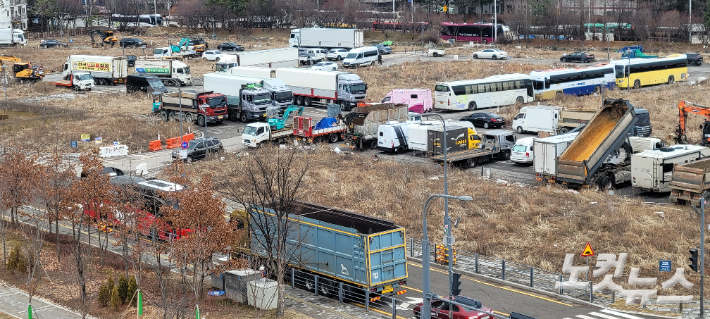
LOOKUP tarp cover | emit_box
[315,117,337,130]
[408,103,424,114]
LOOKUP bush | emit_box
[117,274,128,303]
[97,284,110,307]
[6,245,26,273]
[126,275,138,307]
[110,285,121,309]
[107,276,114,293]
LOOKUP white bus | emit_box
[530,64,616,100]
[434,74,534,111]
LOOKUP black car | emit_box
[217,42,244,51]
[560,52,594,63]
[171,137,223,163]
[461,112,506,129]
[40,39,67,48]
[687,53,703,66]
[120,38,145,48]
[126,55,137,67]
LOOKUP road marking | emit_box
[285,295,361,319]
[495,310,510,316]
[352,302,407,319]
[588,312,624,319]
[407,262,573,307]
[403,285,422,293]
[576,315,597,319]
[599,310,645,319]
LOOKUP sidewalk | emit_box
[0,283,83,319]
[283,285,388,319]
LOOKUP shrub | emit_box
[126,275,137,306]
[107,276,114,292]
[97,284,110,307]
[117,274,128,303]
[110,285,121,309]
[6,245,26,273]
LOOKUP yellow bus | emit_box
[611,54,687,89]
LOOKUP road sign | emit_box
[181,141,189,149]
[70,140,77,148]
[113,141,119,146]
[80,134,90,142]
[580,242,595,257]
[659,260,671,272]
[95,137,102,144]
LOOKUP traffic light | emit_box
[452,273,462,296]
[689,248,699,272]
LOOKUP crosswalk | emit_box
[564,309,646,319]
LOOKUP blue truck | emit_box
[232,201,408,295]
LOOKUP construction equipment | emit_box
[88,30,118,47]
[675,101,710,146]
[13,62,44,83]
[268,105,303,130]
[0,55,21,64]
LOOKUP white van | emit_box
[511,137,535,164]
[512,106,561,134]
[343,46,379,68]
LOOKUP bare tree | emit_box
[37,151,76,262]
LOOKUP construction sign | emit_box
[580,242,595,257]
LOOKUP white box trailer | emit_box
[134,59,191,85]
[289,28,364,49]
[533,132,579,180]
[0,29,26,46]
[61,55,128,85]
[512,106,561,134]
[227,66,274,78]
[216,48,298,72]
[275,68,366,110]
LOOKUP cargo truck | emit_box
[152,46,198,59]
[0,29,26,47]
[669,157,710,205]
[229,67,368,111]
[241,106,304,147]
[289,28,364,49]
[632,145,710,193]
[431,130,516,168]
[214,48,299,72]
[61,55,128,85]
[231,201,407,295]
[211,72,293,111]
[51,71,94,91]
[293,116,346,144]
[157,90,228,126]
[203,73,274,122]
[134,59,192,86]
[534,132,580,182]
[343,103,409,150]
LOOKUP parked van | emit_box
[512,106,561,134]
[377,122,410,153]
[343,46,379,68]
[511,137,535,164]
[382,89,433,114]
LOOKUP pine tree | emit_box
[110,285,121,309]
[6,245,19,271]
[107,276,114,293]
[126,275,138,306]
[117,274,128,303]
[97,283,110,307]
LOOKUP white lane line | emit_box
[599,309,646,319]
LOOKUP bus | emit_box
[611,54,687,89]
[434,74,534,111]
[530,64,616,100]
[441,22,505,43]
[111,14,163,26]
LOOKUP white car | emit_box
[202,50,227,61]
[473,49,508,60]
[310,62,338,71]
[327,48,349,61]
[511,137,535,164]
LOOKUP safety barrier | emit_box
[148,140,162,151]
[182,133,194,142]
[165,137,180,149]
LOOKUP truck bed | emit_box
[669,157,710,192]
[431,148,497,163]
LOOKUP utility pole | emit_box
[689,0,692,43]
[153,0,157,16]
[701,197,705,317]
[493,0,497,43]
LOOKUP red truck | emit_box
[293,116,346,143]
[157,90,229,126]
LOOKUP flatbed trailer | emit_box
[293,116,346,143]
[669,157,710,205]
[431,129,516,168]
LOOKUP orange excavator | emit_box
[675,100,710,146]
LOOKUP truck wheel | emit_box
[197,115,205,126]
[240,113,248,122]
[296,96,303,106]
[185,113,194,123]
[339,101,348,111]
[229,113,238,122]
[559,127,569,134]
[305,97,312,107]
[168,111,176,121]
[601,176,613,191]
[161,111,168,121]
[517,126,524,134]
[328,133,338,143]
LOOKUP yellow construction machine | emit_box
[89,30,118,47]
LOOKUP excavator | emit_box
[88,30,118,47]
[0,55,44,83]
[675,100,710,146]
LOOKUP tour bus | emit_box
[611,54,687,89]
[530,64,616,100]
[434,74,534,111]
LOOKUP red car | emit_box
[413,298,494,319]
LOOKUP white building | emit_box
[0,0,27,30]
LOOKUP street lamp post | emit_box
[421,194,472,319]
[168,79,183,144]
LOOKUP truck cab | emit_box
[215,61,238,72]
[242,122,274,147]
[66,72,94,90]
[228,84,273,122]
[12,30,26,46]
[159,91,228,125]
[483,130,516,154]
[337,75,367,110]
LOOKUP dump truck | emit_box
[50,71,94,91]
[231,201,407,295]
[61,55,128,85]
[157,90,228,126]
[557,108,596,133]
[534,132,580,182]
[431,130,516,168]
[134,59,192,86]
[669,156,710,205]
[343,103,409,150]
[293,116,347,144]
[555,98,647,189]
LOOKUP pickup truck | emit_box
[51,71,94,91]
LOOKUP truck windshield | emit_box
[77,74,93,81]
[207,97,226,108]
[253,94,272,105]
[183,67,190,74]
[274,91,292,102]
[243,126,257,135]
[215,64,228,72]
[153,49,164,55]
[349,84,366,94]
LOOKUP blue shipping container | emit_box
[249,201,408,293]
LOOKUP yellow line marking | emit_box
[407,262,573,307]
[496,310,510,316]
[353,303,407,319]
[403,285,423,293]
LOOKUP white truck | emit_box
[631,145,710,193]
[0,29,26,46]
[61,55,128,85]
[50,71,94,91]
[214,48,299,72]
[289,28,364,49]
[512,105,562,134]
[219,71,294,110]
[134,59,191,86]
[533,132,580,182]
[230,67,367,111]
[152,47,198,59]
[204,73,274,122]
[242,106,304,147]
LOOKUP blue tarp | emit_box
[314,117,337,130]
